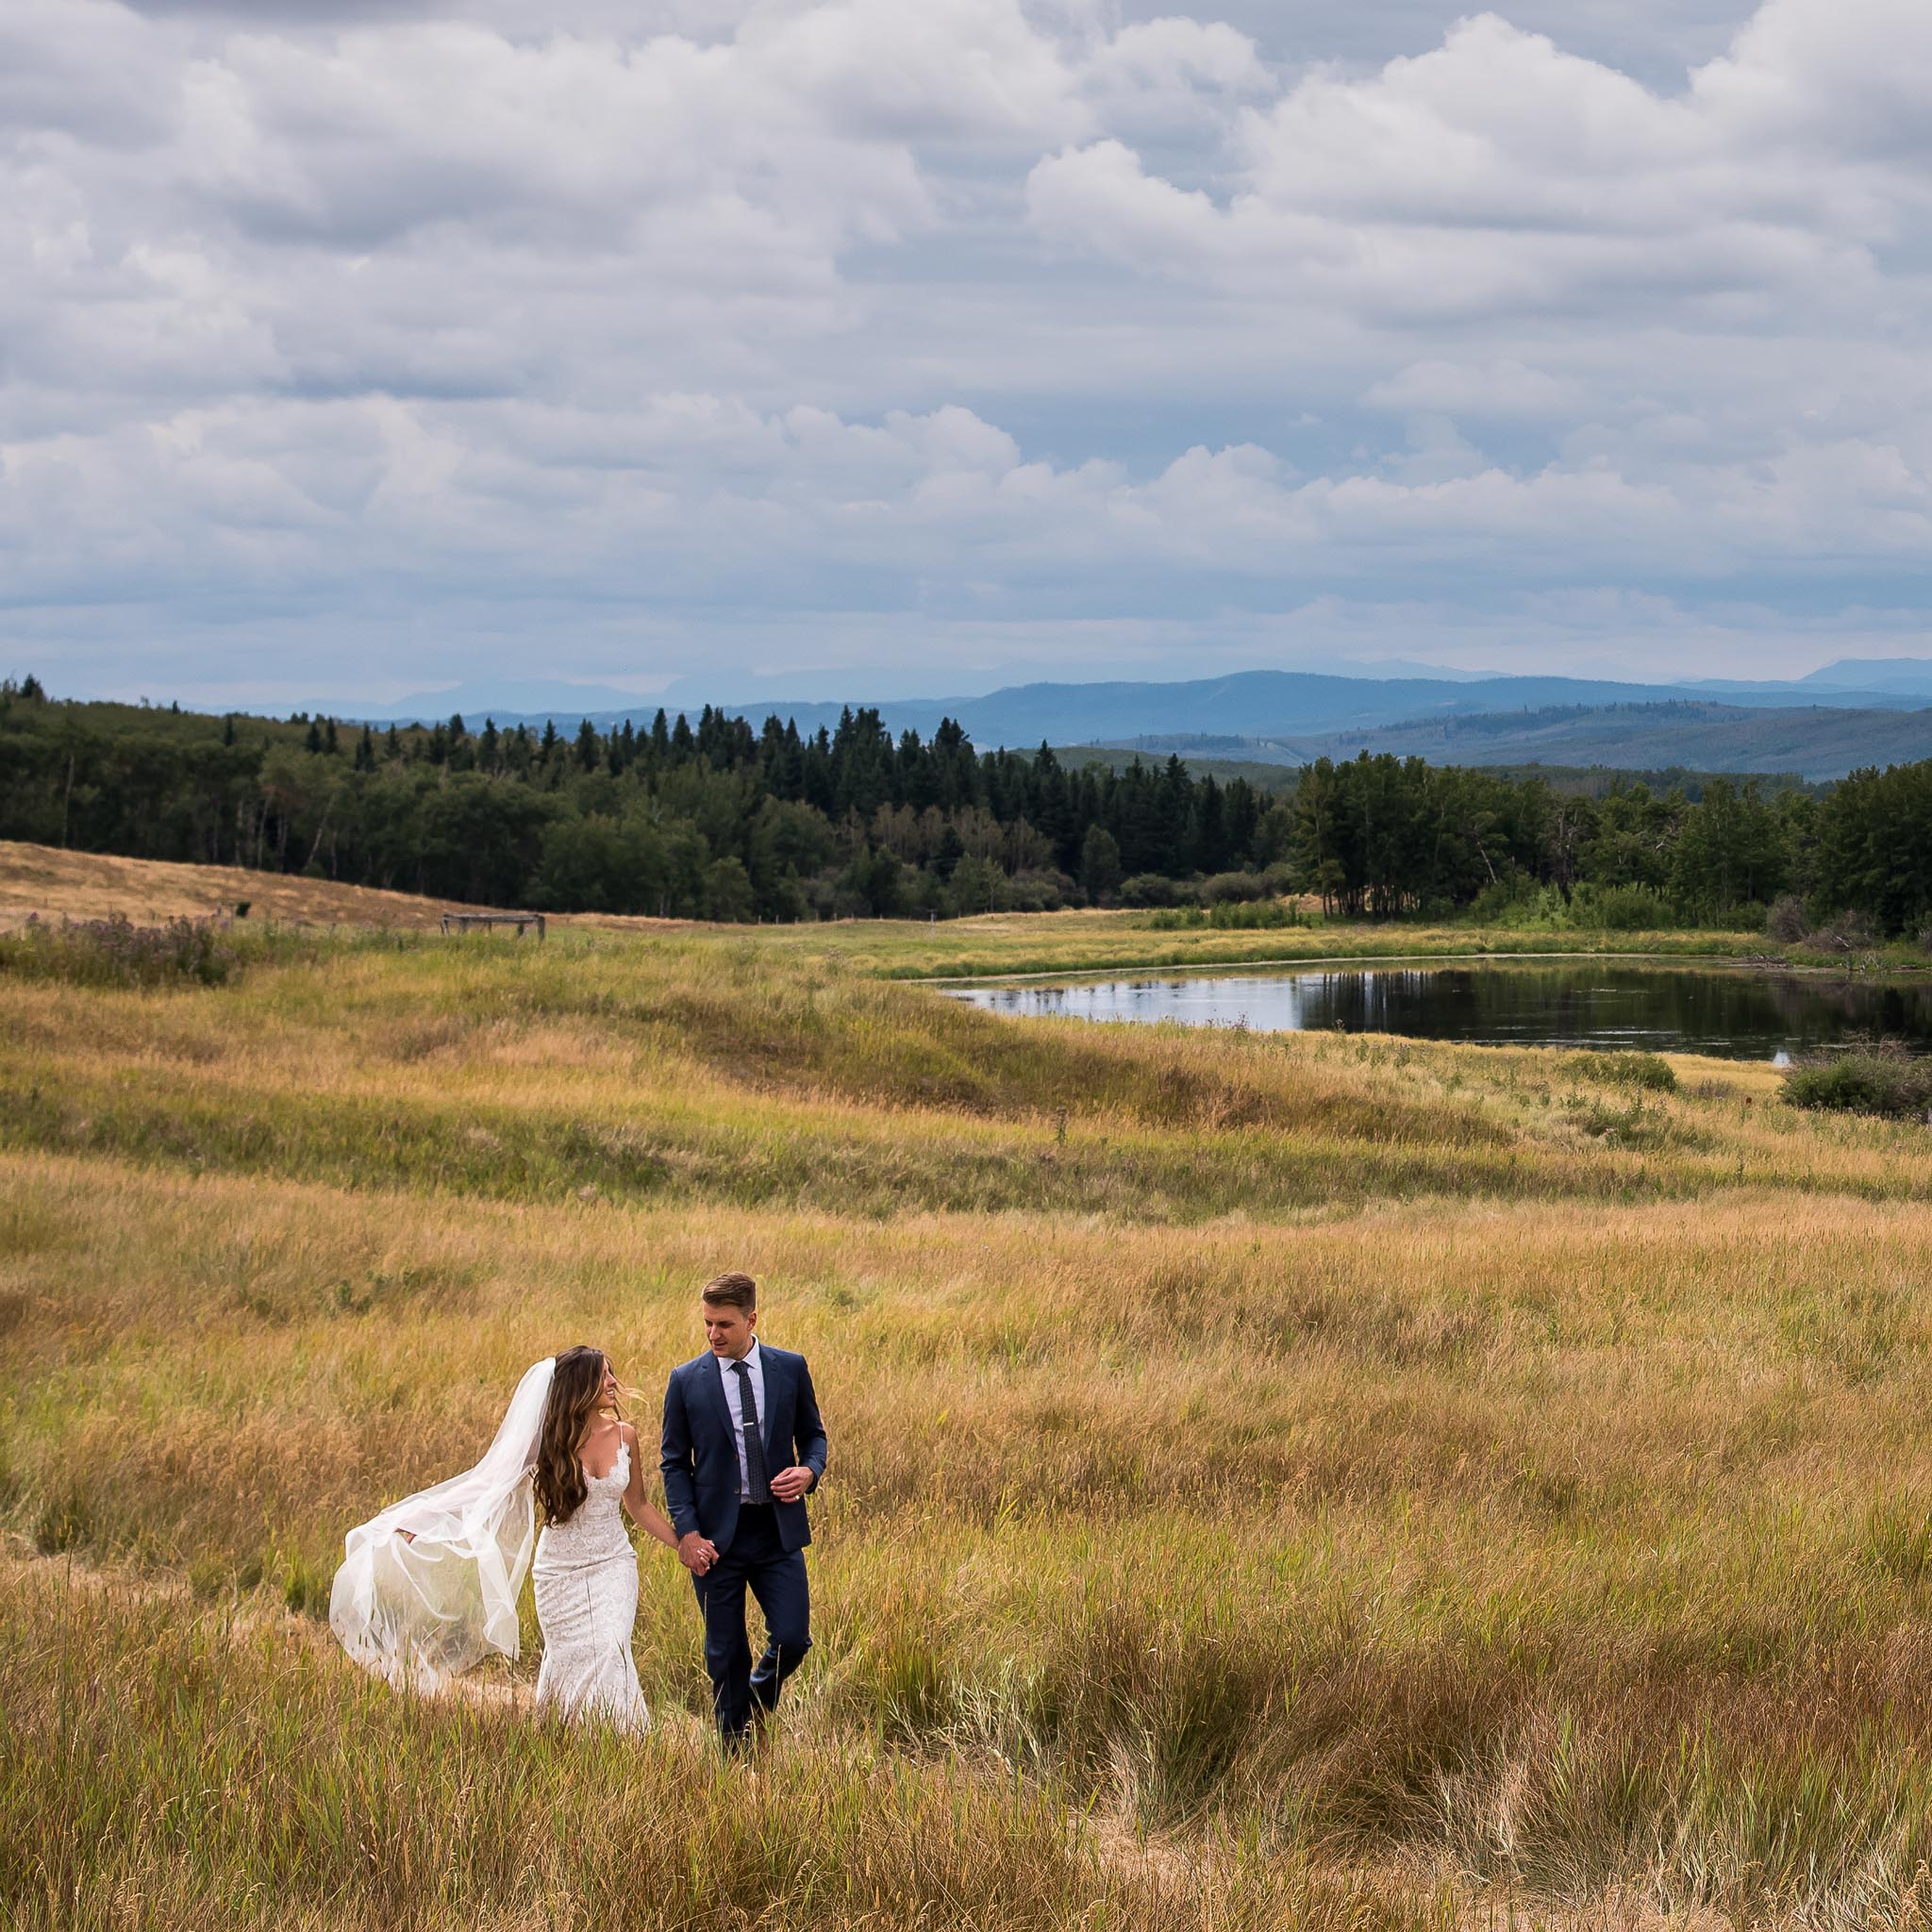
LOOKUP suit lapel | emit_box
[695,1354,737,1446]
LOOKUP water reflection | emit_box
[946,964,1932,1061]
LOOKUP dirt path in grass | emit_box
[2,1537,585,1726]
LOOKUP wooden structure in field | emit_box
[439,911,546,940]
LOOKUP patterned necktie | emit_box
[732,1360,771,1504]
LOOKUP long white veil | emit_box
[329,1357,555,1690]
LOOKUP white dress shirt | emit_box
[715,1338,766,1500]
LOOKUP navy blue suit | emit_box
[660,1344,826,1741]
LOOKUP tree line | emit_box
[2,677,1927,933]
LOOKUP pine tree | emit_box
[1080,824,1124,905]
[933,823,965,882]
[1187,774,1227,874]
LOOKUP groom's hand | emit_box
[769,1465,813,1503]
[677,1532,718,1574]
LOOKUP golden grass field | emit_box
[8,847,1932,1928]
[0,840,499,931]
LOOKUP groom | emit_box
[660,1270,828,1749]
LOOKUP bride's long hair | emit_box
[533,1345,612,1525]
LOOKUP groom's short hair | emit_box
[701,1271,758,1312]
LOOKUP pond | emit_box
[944,961,1932,1061]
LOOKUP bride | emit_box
[329,1346,711,1732]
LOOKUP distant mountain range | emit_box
[1719,657,1932,697]
[359,657,1932,784]
[1267,700,1932,781]
[380,678,672,719]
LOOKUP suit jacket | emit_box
[660,1345,827,1556]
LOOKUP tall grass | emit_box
[1,933,1919,1223]
[9,925,1932,1924]
[8,1562,1441,1932]
[740,912,1771,981]
[0,912,242,988]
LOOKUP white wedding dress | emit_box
[532,1438,649,1734]
[331,1359,649,1735]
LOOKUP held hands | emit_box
[677,1531,719,1575]
[669,1471,814,1574]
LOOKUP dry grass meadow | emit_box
[0,838,1771,975]
[0,840,495,931]
[7,851,1932,1928]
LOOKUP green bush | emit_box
[1565,1051,1677,1092]
[1198,871,1274,906]
[1208,899,1302,930]
[1467,877,1540,924]
[1145,899,1303,932]
[1465,881,1691,933]
[1119,873,1187,909]
[1783,1048,1932,1119]
[1567,884,1686,931]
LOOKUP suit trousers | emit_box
[693,1503,811,1741]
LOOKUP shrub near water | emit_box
[1784,1043,1932,1118]
[1563,1050,1677,1092]
[1147,898,1306,931]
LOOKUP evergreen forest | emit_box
[3,676,1927,933]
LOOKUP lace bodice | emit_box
[534,1439,632,1572]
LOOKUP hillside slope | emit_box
[0,841,487,929]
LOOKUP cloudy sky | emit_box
[6,0,1930,708]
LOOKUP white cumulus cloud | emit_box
[4,0,1930,705]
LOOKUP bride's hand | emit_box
[676,1531,718,1574]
